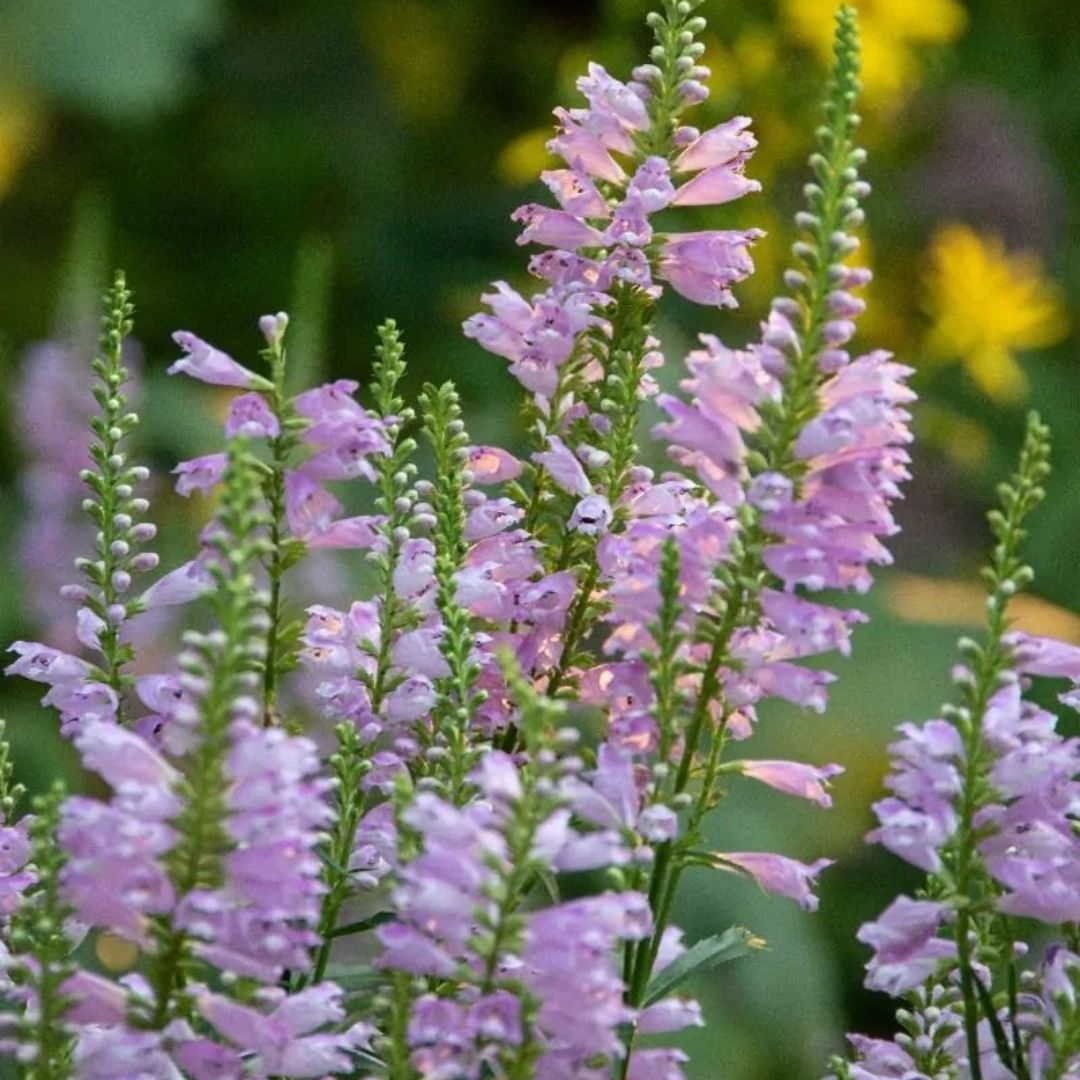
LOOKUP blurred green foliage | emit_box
[0,1,1078,1076]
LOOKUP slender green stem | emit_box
[79,272,144,718]
[626,568,748,1008]
[386,972,414,1080]
[262,429,289,723]
[309,726,370,986]
[309,321,413,980]
[150,448,267,1027]
[947,414,1050,1079]
[9,784,75,1080]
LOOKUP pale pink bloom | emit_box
[672,168,761,207]
[466,445,523,484]
[716,851,833,911]
[173,452,228,497]
[225,392,280,439]
[738,759,844,808]
[169,331,269,389]
[533,435,591,496]
[674,116,757,172]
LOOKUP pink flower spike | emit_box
[737,760,844,808]
[715,851,833,911]
[169,331,271,389]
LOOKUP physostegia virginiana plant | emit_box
[5,2,1079,1078]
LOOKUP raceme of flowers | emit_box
[2,2,1070,1078]
[829,414,1080,1080]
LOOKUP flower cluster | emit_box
[0,4,955,1079]
[834,414,1080,1079]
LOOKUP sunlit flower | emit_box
[923,223,1069,403]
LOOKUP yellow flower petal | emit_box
[923,223,1069,403]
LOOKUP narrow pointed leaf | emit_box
[328,911,395,939]
[644,926,764,1006]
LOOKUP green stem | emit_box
[310,760,368,986]
[262,433,288,723]
[150,448,265,1027]
[626,572,747,1009]
[309,323,413,979]
[387,972,414,1080]
[260,332,296,724]
[947,415,1049,1079]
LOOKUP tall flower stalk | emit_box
[949,415,1051,1077]
[256,312,307,724]
[149,445,269,1026]
[834,413,1080,1080]
[624,0,872,1020]
[3,784,75,1080]
[309,321,417,986]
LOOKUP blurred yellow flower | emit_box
[0,89,44,198]
[496,128,554,187]
[919,403,991,468]
[923,224,1069,403]
[96,932,138,973]
[358,1,466,123]
[890,573,1080,643]
[783,0,966,101]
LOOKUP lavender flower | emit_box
[169,330,271,389]
[0,4,997,1077]
[856,896,956,996]
[59,722,179,945]
[177,721,332,983]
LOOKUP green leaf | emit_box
[322,963,384,991]
[279,540,309,574]
[347,1047,387,1072]
[534,867,561,906]
[328,911,395,939]
[644,926,764,1007]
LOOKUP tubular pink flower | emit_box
[672,168,761,208]
[738,760,844,807]
[173,453,228,497]
[658,229,764,308]
[715,852,833,911]
[169,331,270,389]
[674,116,757,173]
